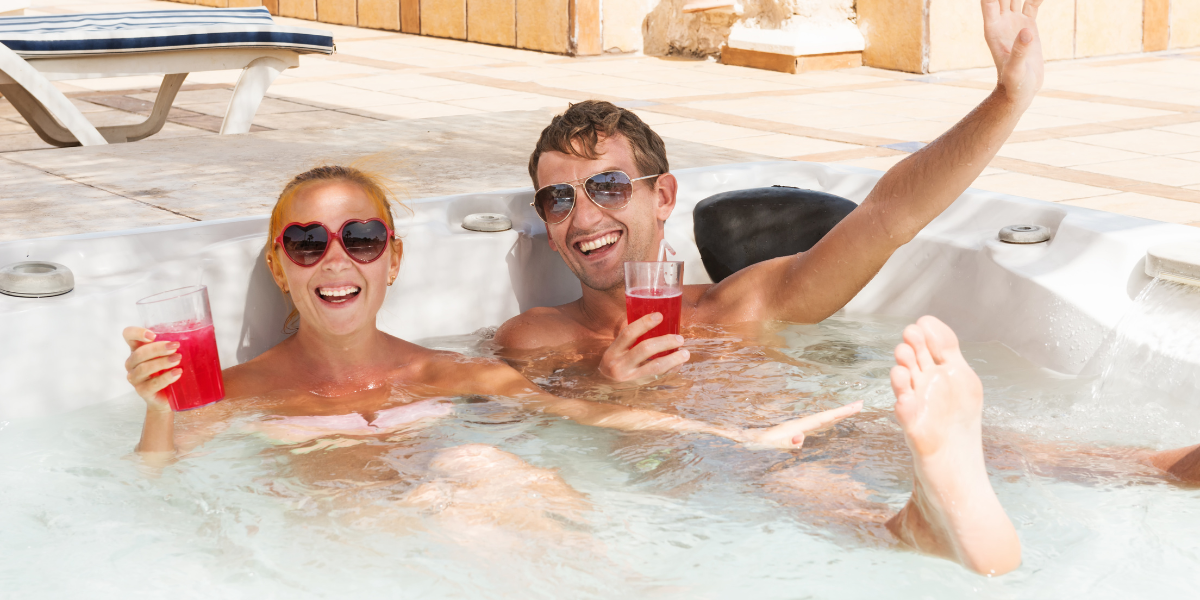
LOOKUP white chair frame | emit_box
[0,44,300,147]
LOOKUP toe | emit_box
[903,324,935,371]
[890,365,915,401]
[895,342,919,371]
[918,316,961,365]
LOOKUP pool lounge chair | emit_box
[0,7,334,146]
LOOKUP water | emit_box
[3,314,1199,598]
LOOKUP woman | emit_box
[122,165,860,527]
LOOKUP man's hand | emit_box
[737,401,863,450]
[598,312,690,383]
[983,0,1044,108]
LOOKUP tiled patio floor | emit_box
[6,0,1200,235]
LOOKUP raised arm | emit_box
[699,0,1044,325]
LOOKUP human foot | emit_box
[885,316,1020,575]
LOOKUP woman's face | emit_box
[268,181,401,338]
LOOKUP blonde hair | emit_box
[266,165,406,333]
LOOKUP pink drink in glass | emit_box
[624,261,684,360]
[137,285,225,411]
[625,288,683,359]
[150,320,224,411]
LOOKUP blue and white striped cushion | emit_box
[0,7,334,58]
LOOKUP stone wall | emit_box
[862,0,1200,74]
[169,0,1200,66]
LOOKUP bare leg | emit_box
[1147,444,1200,483]
[404,444,590,537]
[885,316,1021,575]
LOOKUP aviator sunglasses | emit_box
[531,170,660,225]
[274,218,395,267]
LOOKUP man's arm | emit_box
[697,0,1045,325]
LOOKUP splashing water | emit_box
[1077,279,1200,449]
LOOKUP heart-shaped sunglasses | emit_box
[274,218,395,266]
[531,170,660,224]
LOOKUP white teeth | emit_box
[318,286,360,298]
[579,233,619,253]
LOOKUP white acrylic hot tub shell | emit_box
[3,161,1198,420]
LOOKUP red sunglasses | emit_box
[274,218,395,267]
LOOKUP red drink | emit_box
[151,319,224,411]
[625,287,683,359]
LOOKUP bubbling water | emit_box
[2,314,1199,598]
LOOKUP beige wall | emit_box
[1076,0,1143,57]
[516,0,569,52]
[1171,0,1200,48]
[858,0,926,73]
[421,0,466,39]
[603,0,651,53]
[467,0,516,46]
[358,0,400,30]
[927,0,1075,72]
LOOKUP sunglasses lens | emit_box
[584,171,635,209]
[341,220,390,263]
[281,223,329,266]
[534,184,576,223]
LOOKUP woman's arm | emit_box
[123,326,182,464]
[447,357,861,450]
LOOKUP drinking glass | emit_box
[624,261,684,359]
[136,285,225,411]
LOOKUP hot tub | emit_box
[3,161,1199,597]
[3,161,1195,420]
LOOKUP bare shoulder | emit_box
[220,344,290,400]
[493,305,588,350]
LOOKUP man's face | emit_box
[536,133,676,293]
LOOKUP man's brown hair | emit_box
[528,100,669,188]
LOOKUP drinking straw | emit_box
[658,239,676,262]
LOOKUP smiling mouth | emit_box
[575,232,621,256]
[317,285,361,304]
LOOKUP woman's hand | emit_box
[123,326,180,413]
[736,401,863,450]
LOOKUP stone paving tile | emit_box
[710,133,860,158]
[837,120,953,143]
[629,110,694,126]
[653,121,773,143]
[1071,156,1200,187]
[336,74,461,92]
[970,172,1123,201]
[0,133,55,153]
[249,110,382,131]
[996,139,1150,167]
[1064,129,1200,156]
[346,102,483,119]
[766,107,912,130]
[1063,192,1200,224]
[1011,113,1091,131]
[445,94,570,112]
[1156,121,1200,137]
[397,83,524,102]
[179,98,316,118]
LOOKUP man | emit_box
[495,0,1046,384]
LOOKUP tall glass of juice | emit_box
[136,285,225,411]
[624,261,684,359]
